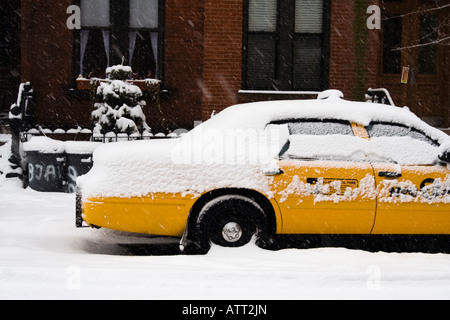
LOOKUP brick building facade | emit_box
[0,0,449,134]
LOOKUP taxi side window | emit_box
[288,120,354,136]
[278,119,366,162]
[366,122,439,147]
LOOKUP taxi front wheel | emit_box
[197,195,266,248]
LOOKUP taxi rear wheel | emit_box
[197,195,265,248]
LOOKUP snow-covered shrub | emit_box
[92,65,151,136]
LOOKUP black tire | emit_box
[197,195,266,248]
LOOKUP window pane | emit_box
[248,0,277,32]
[246,34,276,89]
[130,0,159,29]
[288,120,353,136]
[419,14,438,74]
[81,0,110,28]
[295,0,323,33]
[366,123,438,146]
[293,35,322,90]
[82,30,108,77]
[383,15,402,74]
[0,5,11,67]
[130,31,157,78]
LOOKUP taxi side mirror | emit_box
[439,149,450,163]
[438,143,450,163]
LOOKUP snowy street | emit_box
[1,177,450,300]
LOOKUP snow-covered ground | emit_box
[1,177,450,300]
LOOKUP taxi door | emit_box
[366,122,450,235]
[371,164,450,234]
[269,120,377,235]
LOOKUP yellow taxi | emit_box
[76,90,450,252]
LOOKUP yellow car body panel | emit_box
[82,194,197,236]
[82,192,285,236]
[371,163,450,234]
[271,160,376,234]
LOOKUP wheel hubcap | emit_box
[222,222,243,243]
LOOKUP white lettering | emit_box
[367,5,381,30]
[66,5,81,30]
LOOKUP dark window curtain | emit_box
[81,30,109,78]
[129,0,161,79]
[129,31,157,79]
[79,0,110,78]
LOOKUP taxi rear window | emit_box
[288,120,353,136]
[366,122,439,146]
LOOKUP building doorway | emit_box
[380,0,449,127]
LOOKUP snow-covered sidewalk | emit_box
[0,176,449,300]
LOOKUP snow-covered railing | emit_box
[23,127,187,143]
[91,131,181,143]
[365,88,395,106]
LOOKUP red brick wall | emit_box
[161,0,205,130]
[202,0,243,121]
[21,0,82,128]
[329,0,380,101]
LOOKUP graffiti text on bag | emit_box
[28,163,61,183]
[67,165,80,194]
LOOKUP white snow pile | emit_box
[78,94,450,200]
[23,136,101,155]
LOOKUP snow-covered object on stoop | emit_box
[23,136,65,154]
[92,65,151,136]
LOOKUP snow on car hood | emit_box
[78,97,450,200]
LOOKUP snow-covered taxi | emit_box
[76,90,450,252]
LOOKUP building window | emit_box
[418,14,438,75]
[243,0,330,91]
[75,0,163,79]
[79,0,110,78]
[0,4,13,68]
[129,0,160,79]
[382,15,402,74]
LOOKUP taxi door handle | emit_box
[378,171,402,178]
[262,167,285,176]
